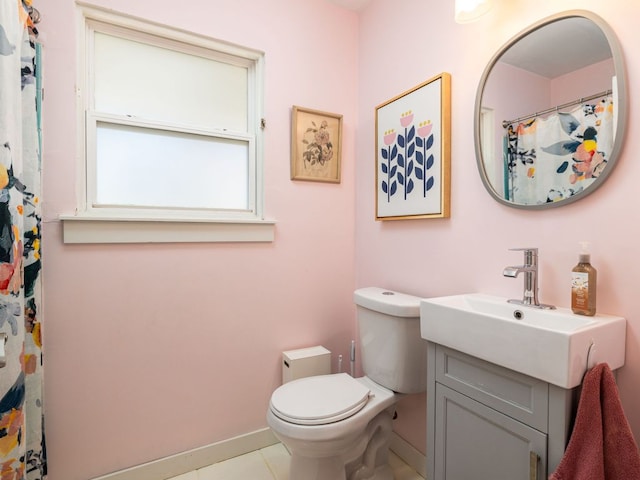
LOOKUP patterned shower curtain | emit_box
[505,97,614,205]
[0,1,46,479]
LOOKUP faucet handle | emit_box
[508,247,538,254]
[508,247,538,265]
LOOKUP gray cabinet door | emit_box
[434,383,547,480]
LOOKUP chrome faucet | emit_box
[503,248,555,309]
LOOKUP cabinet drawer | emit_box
[435,345,549,432]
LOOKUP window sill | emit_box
[60,214,275,244]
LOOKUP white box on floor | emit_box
[282,346,331,383]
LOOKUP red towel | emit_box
[549,363,640,480]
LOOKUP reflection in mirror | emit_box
[474,11,627,209]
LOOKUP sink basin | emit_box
[420,293,626,389]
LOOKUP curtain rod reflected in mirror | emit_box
[502,89,612,128]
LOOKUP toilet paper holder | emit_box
[0,332,7,368]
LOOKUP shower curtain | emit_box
[0,1,46,478]
[505,97,614,205]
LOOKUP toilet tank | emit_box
[354,287,427,394]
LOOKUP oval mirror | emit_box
[474,10,627,209]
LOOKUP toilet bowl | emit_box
[267,287,427,480]
[267,375,397,480]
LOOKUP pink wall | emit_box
[484,62,550,130]
[483,62,549,193]
[38,0,640,478]
[39,1,358,479]
[552,58,615,105]
[356,0,640,455]
[486,58,615,126]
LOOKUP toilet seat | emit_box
[270,373,372,426]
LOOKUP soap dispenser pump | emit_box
[571,241,597,316]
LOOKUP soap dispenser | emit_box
[571,242,597,316]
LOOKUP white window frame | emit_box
[62,3,274,243]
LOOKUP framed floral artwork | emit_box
[291,106,343,183]
[375,73,451,220]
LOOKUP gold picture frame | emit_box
[291,106,343,183]
[375,72,451,220]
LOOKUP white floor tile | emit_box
[168,472,198,480]
[197,450,275,480]
[389,451,423,480]
[260,443,290,480]
[165,443,424,480]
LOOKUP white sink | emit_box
[420,293,626,389]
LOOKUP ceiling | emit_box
[499,17,612,79]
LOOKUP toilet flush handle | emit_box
[350,340,356,377]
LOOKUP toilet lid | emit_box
[270,373,372,426]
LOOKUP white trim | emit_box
[480,106,494,164]
[87,428,424,480]
[90,112,255,141]
[480,107,498,194]
[76,2,264,61]
[390,431,427,478]
[90,428,279,480]
[61,216,275,243]
[76,6,89,214]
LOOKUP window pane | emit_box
[95,123,249,210]
[94,32,248,131]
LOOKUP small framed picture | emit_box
[291,106,343,183]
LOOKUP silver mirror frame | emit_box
[474,10,628,210]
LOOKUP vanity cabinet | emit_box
[426,342,579,480]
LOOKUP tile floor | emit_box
[167,443,424,480]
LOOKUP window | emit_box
[62,5,274,243]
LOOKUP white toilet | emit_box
[267,287,427,480]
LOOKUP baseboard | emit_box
[91,428,279,480]
[390,432,427,478]
[91,427,424,480]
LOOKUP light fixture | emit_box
[455,0,493,23]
